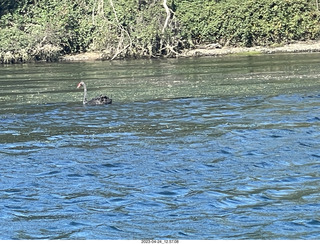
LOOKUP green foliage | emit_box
[175,0,215,45]
[0,0,320,63]
[0,0,96,63]
[176,0,320,47]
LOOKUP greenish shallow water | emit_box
[1,54,320,239]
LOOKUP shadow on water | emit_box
[1,54,320,239]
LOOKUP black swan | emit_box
[77,81,112,105]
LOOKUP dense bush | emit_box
[0,0,320,63]
[176,0,320,46]
[0,0,98,63]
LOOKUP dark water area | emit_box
[1,54,320,239]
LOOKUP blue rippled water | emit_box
[1,94,320,239]
[1,55,320,239]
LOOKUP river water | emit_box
[1,54,320,239]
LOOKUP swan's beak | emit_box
[77,83,82,88]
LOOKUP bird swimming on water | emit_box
[77,81,112,105]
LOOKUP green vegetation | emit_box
[0,0,320,63]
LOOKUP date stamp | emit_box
[141,240,179,244]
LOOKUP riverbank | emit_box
[60,40,320,61]
[182,40,320,57]
[2,0,319,64]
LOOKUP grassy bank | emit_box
[1,0,320,64]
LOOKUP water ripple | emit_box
[2,56,320,239]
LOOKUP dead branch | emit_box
[109,0,120,24]
[162,0,171,34]
[109,0,132,60]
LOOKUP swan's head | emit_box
[77,81,85,89]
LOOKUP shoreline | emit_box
[183,40,320,57]
[61,40,320,62]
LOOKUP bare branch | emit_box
[109,0,120,24]
[162,0,171,34]
[108,0,132,60]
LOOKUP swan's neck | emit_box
[82,83,88,104]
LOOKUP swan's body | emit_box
[77,81,112,105]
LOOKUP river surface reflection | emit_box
[1,54,320,239]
